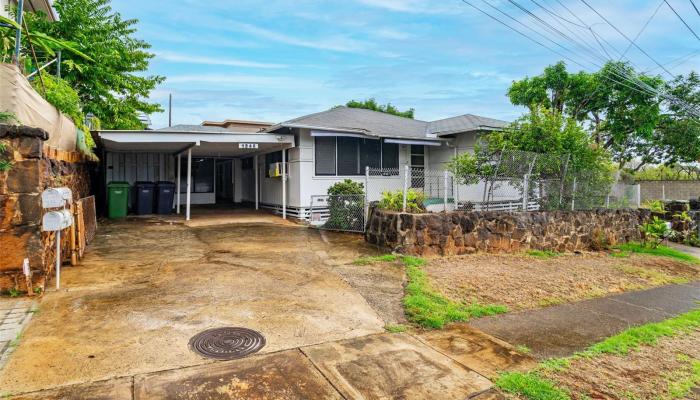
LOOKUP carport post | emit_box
[282,149,287,219]
[254,154,259,210]
[176,154,181,214]
[186,148,192,221]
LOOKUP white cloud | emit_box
[355,0,458,14]
[374,27,413,40]
[227,22,369,53]
[155,51,287,69]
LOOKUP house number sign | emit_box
[239,143,259,149]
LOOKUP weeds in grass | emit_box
[352,254,399,265]
[615,265,689,286]
[402,255,507,328]
[496,372,570,400]
[581,309,700,357]
[496,308,700,399]
[385,324,409,333]
[516,344,532,354]
[609,251,631,258]
[537,297,564,307]
[526,250,561,259]
[353,254,508,329]
[665,355,700,399]
[614,242,700,264]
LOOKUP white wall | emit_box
[1,0,11,19]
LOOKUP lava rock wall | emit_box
[0,124,91,293]
[365,206,650,256]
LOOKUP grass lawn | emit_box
[614,242,700,264]
[353,254,507,329]
[496,308,700,399]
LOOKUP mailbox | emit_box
[41,187,73,209]
[42,209,74,231]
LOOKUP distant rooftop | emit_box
[155,124,232,133]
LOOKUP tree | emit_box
[344,98,415,119]
[448,108,615,209]
[26,0,164,129]
[506,61,700,169]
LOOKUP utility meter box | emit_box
[41,187,73,208]
[42,209,74,231]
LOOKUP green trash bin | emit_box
[107,181,130,219]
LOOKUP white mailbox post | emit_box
[41,188,74,289]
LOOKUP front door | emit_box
[216,160,233,203]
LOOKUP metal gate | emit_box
[309,194,365,233]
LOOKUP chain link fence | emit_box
[309,194,365,232]
[365,149,640,213]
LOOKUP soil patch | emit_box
[426,252,699,311]
[544,329,700,399]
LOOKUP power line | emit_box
[459,0,664,100]
[690,0,700,16]
[619,0,665,60]
[578,0,676,78]
[664,0,700,41]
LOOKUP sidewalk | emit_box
[470,281,700,359]
[6,327,535,399]
[0,299,36,371]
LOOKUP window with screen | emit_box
[382,142,399,170]
[410,144,425,167]
[337,137,360,175]
[314,137,336,175]
[315,136,399,176]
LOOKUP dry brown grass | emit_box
[425,252,699,312]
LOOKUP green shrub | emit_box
[324,179,365,231]
[0,111,19,125]
[642,199,666,213]
[641,216,672,248]
[31,73,95,148]
[378,189,425,213]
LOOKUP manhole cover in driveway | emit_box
[189,327,266,360]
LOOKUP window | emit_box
[410,144,425,167]
[382,142,399,170]
[314,136,399,176]
[180,158,214,193]
[314,137,336,175]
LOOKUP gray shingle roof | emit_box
[267,107,508,139]
[427,114,509,137]
[268,107,429,139]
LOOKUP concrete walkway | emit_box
[6,326,535,399]
[667,241,700,259]
[470,281,700,359]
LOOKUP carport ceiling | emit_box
[98,131,294,157]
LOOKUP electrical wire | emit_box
[690,0,700,16]
[664,0,700,41]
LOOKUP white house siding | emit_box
[1,0,10,19]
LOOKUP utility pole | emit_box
[168,93,172,127]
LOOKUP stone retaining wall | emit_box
[365,206,650,256]
[0,124,91,293]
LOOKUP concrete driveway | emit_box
[1,217,531,399]
[0,218,386,393]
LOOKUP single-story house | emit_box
[95,106,507,220]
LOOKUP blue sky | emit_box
[110,0,700,128]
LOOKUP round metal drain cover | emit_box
[189,327,266,360]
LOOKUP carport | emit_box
[97,129,295,220]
